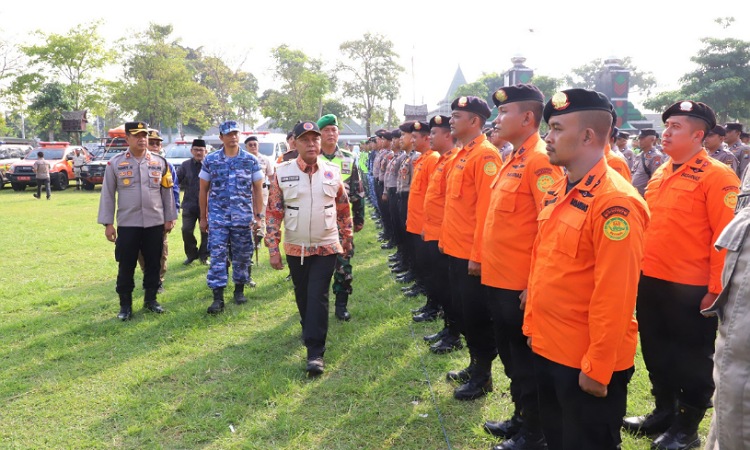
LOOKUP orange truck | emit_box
[7,141,90,191]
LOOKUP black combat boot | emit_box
[143,289,164,313]
[454,358,493,400]
[233,284,248,304]
[207,288,225,314]
[623,394,677,436]
[335,292,351,321]
[117,292,132,321]
[650,404,705,450]
[447,357,476,383]
[484,411,523,438]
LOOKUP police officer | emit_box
[72,148,87,190]
[482,84,563,450]
[317,114,365,321]
[265,120,353,376]
[440,96,503,401]
[395,122,419,284]
[179,139,208,265]
[630,128,665,196]
[704,125,739,173]
[624,101,740,450]
[199,120,264,314]
[605,126,632,182]
[725,123,750,177]
[525,89,649,450]
[376,130,395,248]
[384,130,404,256]
[97,121,177,320]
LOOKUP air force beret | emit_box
[451,96,491,120]
[662,101,716,129]
[429,115,451,130]
[317,114,339,129]
[543,89,613,124]
[492,84,544,107]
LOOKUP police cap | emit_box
[124,121,149,135]
[725,122,743,132]
[707,125,726,137]
[639,128,659,138]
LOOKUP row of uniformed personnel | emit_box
[363,85,741,450]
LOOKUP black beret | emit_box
[492,84,544,107]
[293,121,321,139]
[192,139,206,147]
[429,115,450,130]
[244,136,258,144]
[409,121,430,133]
[391,129,402,139]
[617,131,630,140]
[451,95,491,120]
[374,129,388,138]
[543,89,613,124]
[707,125,726,137]
[741,132,750,139]
[610,126,619,140]
[382,131,393,141]
[725,122,743,132]
[639,128,658,138]
[398,121,415,133]
[124,121,149,135]
[662,101,716,129]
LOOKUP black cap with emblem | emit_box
[429,115,451,130]
[451,95,492,119]
[492,84,545,106]
[124,121,149,135]
[662,101,717,130]
[543,88,614,124]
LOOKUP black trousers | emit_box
[410,233,426,287]
[397,192,414,270]
[448,256,496,362]
[534,354,633,450]
[287,254,337,359]
[486,286,539,429]
[387,187,402,247]
[181,212,208,260]
[423,240,456,331]
[636,274,718,409]
[115,225,164,294]
[376,181,392,241]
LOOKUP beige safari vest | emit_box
[276,159,341,250]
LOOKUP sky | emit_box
[2,0,749,121]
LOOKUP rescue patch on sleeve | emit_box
[724,191,738,209]
[536,175,555,192]
[603,216,630,241]
[601,206,631,218]
[483,161,498,176]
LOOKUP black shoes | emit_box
[396,272,415,283]
[447,361,475,383]
[143,289,164,313]
[423,327,448,343]
[207,288,225,314]
[234,284,248,304]
[413,308,442,323]
[485,414,524,439]
[183,256,198,265]
[335,293,351,321]
[430,335,463,354]
[306,357,325,377]
[491,428,547,450]
[454,374,493,400]
[403,285,423,297]
[33,193,39,199]
[650,404,705,450]
[623,404,677,436]
[381,242,394,249]
[117,292,132,321]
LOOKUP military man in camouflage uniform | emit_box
[631,128,665,196]
[199,120,264,314]
[317,114,365,321]
[725,123,750,178]
[705,125,739,173]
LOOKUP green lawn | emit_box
[0,187,710,449]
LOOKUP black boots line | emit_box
[117,289,164,321]
[207,284,248,314]
[623,398,705,450]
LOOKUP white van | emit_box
[202,131,288,163]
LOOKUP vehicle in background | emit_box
[79,136,128,190]
[0,144,34,189]
[164,140,215,177]
[7,142,89,191]
[203,131,288,164]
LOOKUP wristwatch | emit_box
[255,213,265,219]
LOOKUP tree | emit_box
[453,81,489,100]
[21,22,113,111]
[0,31,26,101]
[565,57,657,96]
[529,75,562,102]
[27,82,74,141]
[337,33,404,135]
[260,45,331,131]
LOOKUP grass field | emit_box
[0,186,711,449]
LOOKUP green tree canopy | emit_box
[565,56,657,96]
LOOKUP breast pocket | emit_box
[149,170,162,189]
[449,169,464,199]
[555,210,585,258]
[495,177,521,212]
[211,168,228,191]
[667,179,698,212]
[281,181,299,200]
[324,204,336,230]
[322,180,339,198]
[285,207,299,231]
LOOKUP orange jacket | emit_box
[523,158,649,385]
[422,149,458,241]
[439,135,502,262]
[406,150,439,234]
[605,143,632,182]
[481,133,564,290]
[642,148,740,294]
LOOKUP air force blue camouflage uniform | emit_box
[199,149,263,289]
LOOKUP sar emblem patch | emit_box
[536,174,555,192]
[551,92,570,110]
[324,170,334,180]
[603,216,630,241]
[483,161,498,176]
[724,191,738,209]
[494,89,508,103]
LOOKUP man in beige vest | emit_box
[265,121,353,377]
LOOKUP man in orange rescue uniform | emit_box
[623,101,740,450]
[439,95,503,400]
[481,84,563,450]
[523,88,650,450]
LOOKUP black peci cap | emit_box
[192,139,206,147]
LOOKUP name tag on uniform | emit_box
[281,176,299,182]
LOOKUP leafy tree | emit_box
[0,32,26,101]
[565,57,657,96]
[643,90,683,115]
[260,45,331,131]
[529,75,562,102]
[454,81,489,100]
[188,50,258,124]
[27,82,74,140]
[21,22,113,111]
[337,33,404,135]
